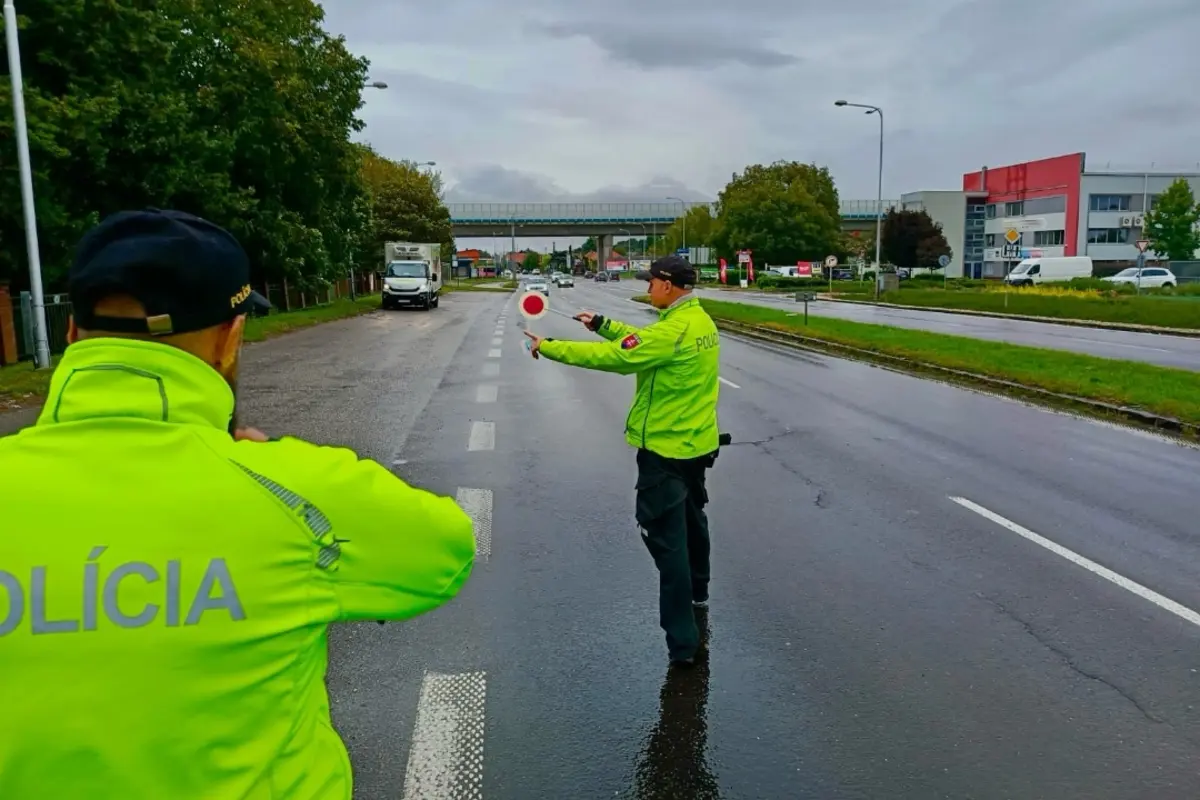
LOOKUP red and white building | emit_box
[905,153,1200,279]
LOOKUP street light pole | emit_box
[6,0,51,368]
[618,228,630,270]
[666,196,686,255]
[347,80,390,302]
[835,100,884,299]
[638,223,647,264]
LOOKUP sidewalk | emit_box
[0,405,40,438]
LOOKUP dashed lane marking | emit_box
[467,421,495,451]
[950,496,1200,628]
[487,348,502,358]
[400,671,487,800]
[481,363,500,378]
[475,384,498,403]
[718,376,740,389]
[455,488,493,561]
[491,337,503,347]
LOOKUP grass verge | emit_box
[866,289,1200,329]
[1,293,384,410]
[636,295,1200,431]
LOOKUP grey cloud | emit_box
[445,165,711,203]
[537,22,798,70]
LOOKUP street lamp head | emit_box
[834,100,848,106]
[864,108,876,115]
[365,80,388,89]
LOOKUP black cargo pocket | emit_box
[635,472,687,529]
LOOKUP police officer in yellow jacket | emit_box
[524,255,720,666]
[0,210,476,799]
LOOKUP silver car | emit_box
[527,281,550,296]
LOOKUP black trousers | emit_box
[635,447,713,660]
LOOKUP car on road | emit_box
[609,271,621,282]
[554,274,574,288]
[1104,267,1177,289]
[594,272,609,282]
[527,280,550,296]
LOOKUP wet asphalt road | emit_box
[5,285,1200,798]
[598,280,1200,371]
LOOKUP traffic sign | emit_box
[737,250,752,264]
[676,248,689,256]
[937,254,951,268]
[1004,228,1020,244]
[518,291,548,320]
[824,255,838,268]
[1136,239,1150,253]
[1000,244,1022,260]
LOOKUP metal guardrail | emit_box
[447,200,899,223]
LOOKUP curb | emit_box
[712,318,1198,438]
[822,297,1200,338]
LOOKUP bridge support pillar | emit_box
[597,233,612,272]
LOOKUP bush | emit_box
[1063,276,1135,294]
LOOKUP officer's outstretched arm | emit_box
[540,319,685,375]
[591,315,639,342]
[231,439,476,622]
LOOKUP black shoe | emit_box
[669,656,697,669]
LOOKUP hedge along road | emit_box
[599,280,1200,371]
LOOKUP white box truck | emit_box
[381,242,442,310]
[1003,256,1092,287]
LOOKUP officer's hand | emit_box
[572,311,596,329]
[523,330,543,359]
[235,427,270,442]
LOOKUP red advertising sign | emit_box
[795,261,813,277]
[718,258,728,284]
[746,255,755,283]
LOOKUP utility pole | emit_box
[5,0,51,368]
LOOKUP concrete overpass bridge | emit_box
[448,200,897,263]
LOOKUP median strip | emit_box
[636,295,1200,435]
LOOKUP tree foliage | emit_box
[359,147,454,271]
[711,161,842,264]
[1144,179,1200,261]
[0,0,450,291]
[523,251,542,271]
[880,209,952,271]
[658,205,716,253]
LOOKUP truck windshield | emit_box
[386,261,426,278]
[1010,263,1031,274]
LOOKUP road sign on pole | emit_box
[1003,228,1020,244]
[937,254,951,268]
[518,291,548,320]
[824,255,838,268]
[1136,239,1150,253]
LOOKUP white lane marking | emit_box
[467,421,495,451]
[392,458,408,466]
[491,337,503,347]
[950,496,1200,628]
[481,363,500,377]
[487,348,502,358]
[475,384,498,403]
[401,671,487,800]
[456,488,493,561]
[718,376,741,389]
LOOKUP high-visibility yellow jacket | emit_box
[0,338,476,800]
[539,295,721,460]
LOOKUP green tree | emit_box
[1144,179,1200,261]
[524,250,542,271]
[360,148,454,271]
[880,209,951,271]
[579,236,597,253]
[658,205,716,254]
[711,162,841,264]
[0,0,373,290]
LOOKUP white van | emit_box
[1004,256,1092,286]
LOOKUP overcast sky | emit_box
[321,0,1200,251]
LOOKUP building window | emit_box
[1023,195,1066,215]
[1004,201,1024,217]
[1033,230,1065,246]
[1089,194,1132,212]
[1087,228,1131,244]
[985,233,996,247]
[967,203,986,218]
[985,204,997,219]
[1148,194,1161,210]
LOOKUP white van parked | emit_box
[1003,256,1093,286]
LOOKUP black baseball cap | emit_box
[635,254,697,287]
[69,208,271,336]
